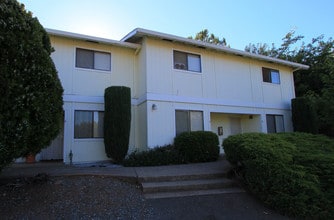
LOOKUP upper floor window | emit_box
[74,110,104,138]
[262,67,280,84]
[173,50,201,72]
[76,48,111,71]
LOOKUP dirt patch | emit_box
[0,175,153,219]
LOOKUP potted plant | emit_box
[25,152,36,163]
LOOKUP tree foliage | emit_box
[189,29,227,46]
[0,0,64,170]
[291,97,318,134]
[245,30,334,137]
[246,30,304,60]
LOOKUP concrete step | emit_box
[137,158,244,199]
[138,172,227,183]
[144,187,245,199]
[142,178,235,193]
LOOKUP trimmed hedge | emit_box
[223,132,334,219]
[123,131,220,166]
[123,145,180,167]
[104,86,131,163]
[174,131,220,163]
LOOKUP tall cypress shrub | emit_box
[291,97,318,134]
[104,86,131,163]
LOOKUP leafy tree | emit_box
[291,97,318,134]
[245,30,334,137]
[245,30,304,60]
[0,0,64,170]
[189,29,227,46]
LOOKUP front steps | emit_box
[136,159,245,199]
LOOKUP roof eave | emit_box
[122,28,309,70]
[46,28,141,50]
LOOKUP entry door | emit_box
[40,118,64,160]
[230,117,241,135]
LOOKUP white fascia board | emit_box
[46,28,141,50]
[122,28,309,70]
[63,95,139,105]
[144,93,291,110]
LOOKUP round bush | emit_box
[174,131,220,163]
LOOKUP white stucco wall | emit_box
[141,38,296,148]
[50,36,139,163]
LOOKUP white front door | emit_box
[230,117,242,135]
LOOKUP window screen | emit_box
[190,111,204,131]
[188,54,201,72]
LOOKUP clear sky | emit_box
[19,0,333,50]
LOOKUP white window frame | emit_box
[266,114,284,133]
[173,50,202,73]
[175,110,204,135]
[262,67,280,84]
[75,48,111,72]
[74,110,104,139]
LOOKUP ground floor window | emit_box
[74,110,104,138]
[175,110,203,135]
[266,114,284,133]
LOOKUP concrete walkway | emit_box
[0,158,232,182]
[0,159,289,219]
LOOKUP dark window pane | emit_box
[262,67,271,83]
[74,111,93,138]
[76,48,94,69]
[174,51,188,70]
[175,110,189,135]
[266,115,276,133]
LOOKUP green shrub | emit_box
[291,97,318,134]
[123,131,220,166]
[123,145,180,167]
[223,132,334,219]
[174,131,219,163]
[104,86,131,164]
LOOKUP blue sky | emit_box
[19,0,333,50]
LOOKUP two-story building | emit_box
[38,28,308,164]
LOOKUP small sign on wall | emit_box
[218,126,223,136]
